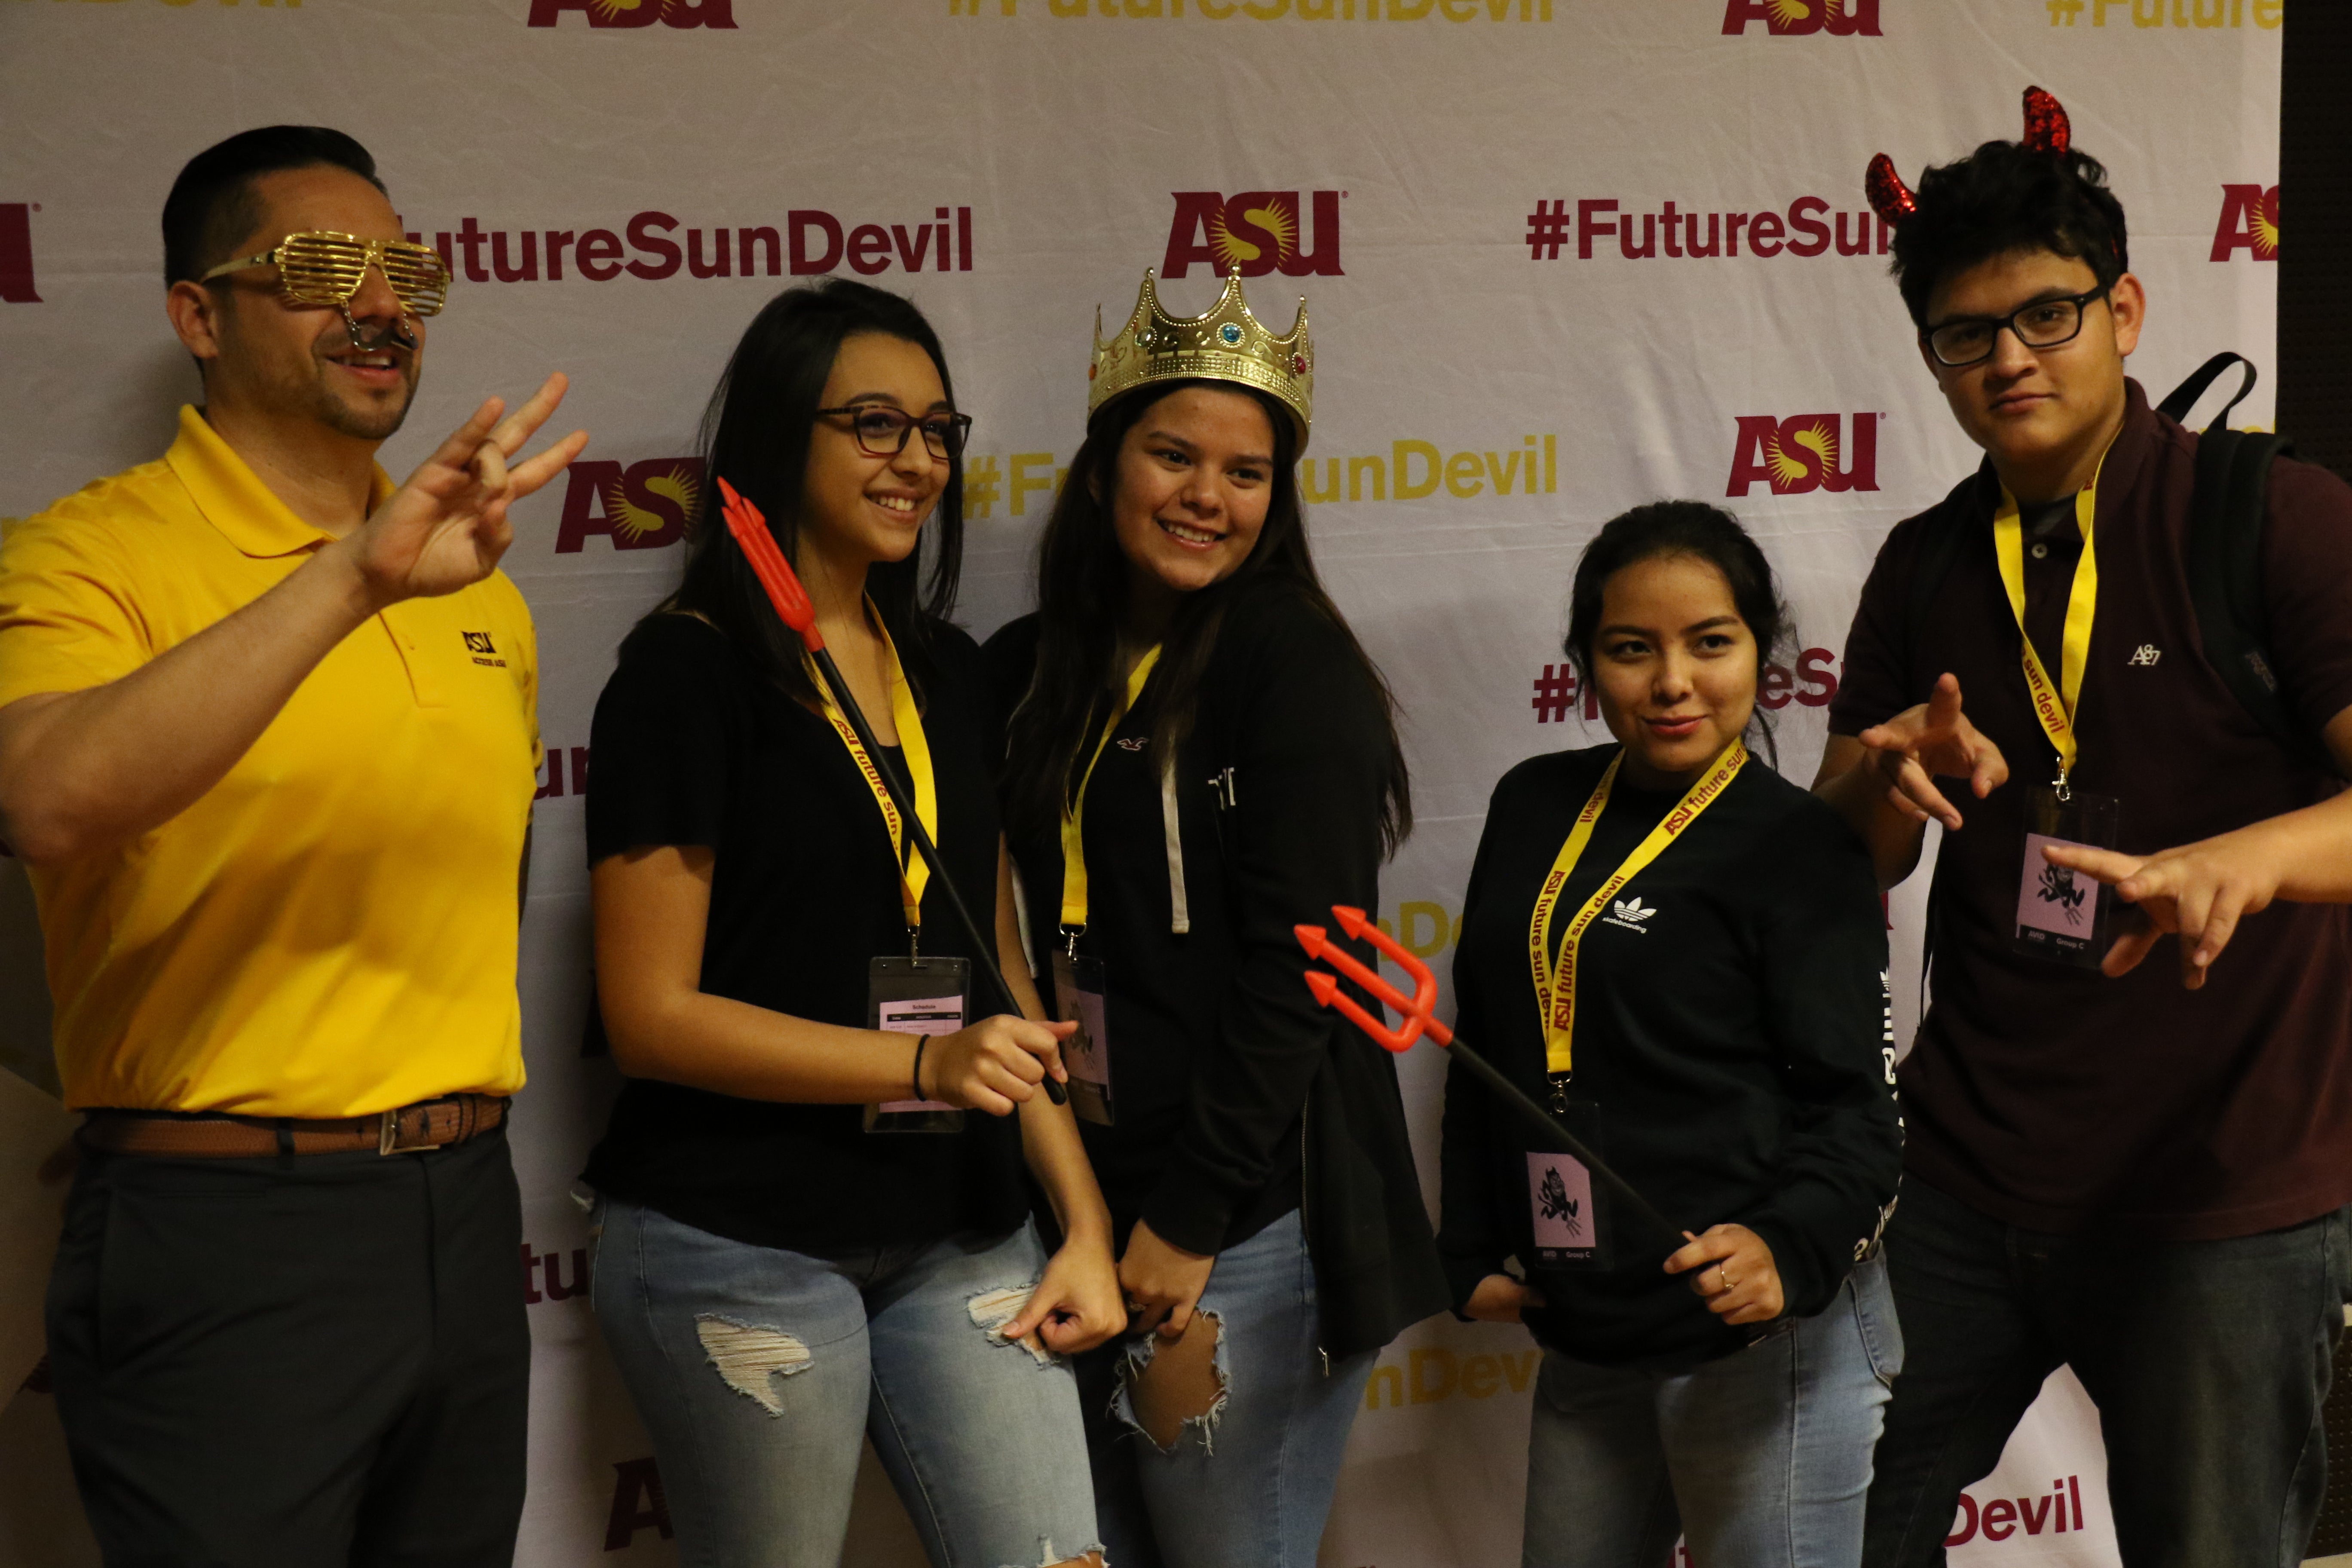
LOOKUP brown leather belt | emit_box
[80,1094,508,1158]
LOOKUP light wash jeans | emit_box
[1523,1251,1903,1568]
[591,1199,1099,1568]
[1077,1209,1377,1568]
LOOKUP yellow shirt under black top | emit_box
[0,405,538,1117]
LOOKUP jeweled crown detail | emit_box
[1088,267,1314,448]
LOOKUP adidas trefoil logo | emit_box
[1603,896,1657,933]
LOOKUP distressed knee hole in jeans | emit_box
[694,1315,811,1415]
[965,1280,1056,1366]
[1117,1311,1227,1454]
[1000,1540,1107,1568]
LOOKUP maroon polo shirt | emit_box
[1830,380,2352,1240]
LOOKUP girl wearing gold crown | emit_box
[986,270,1449,1567]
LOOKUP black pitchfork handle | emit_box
[1444,1037,1683,1250]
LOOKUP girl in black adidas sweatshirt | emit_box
[1439,501,1903,1568]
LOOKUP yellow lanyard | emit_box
[1991,456,2104,794]
[1059,644,1162,932]
[812,612,936,931]
[1528,738,1747,1079]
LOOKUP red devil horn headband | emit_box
[1865,85,2075,232]
[1865,154,1917,230]
[2021,85,2071,156]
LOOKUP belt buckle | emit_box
[378,1106,447,1156]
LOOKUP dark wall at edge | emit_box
[2278,6,2350,479]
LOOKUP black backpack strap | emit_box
[2184,427,2324,769]
[2156,352,2258,429]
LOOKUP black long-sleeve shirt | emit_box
[1438,744,1902,1370]
[987,588,1393,1253]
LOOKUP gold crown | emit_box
[1088,268,1314,450]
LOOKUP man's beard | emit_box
[306,357,416,442]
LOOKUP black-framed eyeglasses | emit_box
[815,405,973,460]
[1922,285,2111,368]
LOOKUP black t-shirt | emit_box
[1437,745,1902,1371]
[984,587,1396,1256]
[1829,381,2352,1239]
[580,612,1027,1252]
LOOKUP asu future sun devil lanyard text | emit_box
[1992,457,2104,798]
[812,616,936,938]
[1528,738,1748,1085]
[1991,455,2122,969]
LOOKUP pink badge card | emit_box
[2012,787,2118,968]
[1527,1151,1598,1265]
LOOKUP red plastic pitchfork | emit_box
[1296,906,1679,1245]
[718,477,1065,1105]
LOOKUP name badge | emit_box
[2012,787,2120,970]
[865,956,968,1134]
[1051,950,1114,1127]
[1528,1152,1597,1266]
[1526,1094,1610,1269]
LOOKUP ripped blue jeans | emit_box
[1076,1209,1378,1568]
[592,1200,1099,1568]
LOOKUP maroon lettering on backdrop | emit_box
[2210,184,2280,261]
[1720,0,1881,36]
[0,205,38,303]
[1725,413,1880,496]
[527,0,736,30]
[604,1459,675,1550]
[554,458,702,553]
[403,210,969,283]
[1164,190,1344,279]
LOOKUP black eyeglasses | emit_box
[1922,285,2111,368]
[815,405,973,460]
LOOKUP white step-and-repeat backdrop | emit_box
[0,2,2286,1564]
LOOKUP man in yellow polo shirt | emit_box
[0,126,587,1567]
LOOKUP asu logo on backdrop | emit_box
[1720,0,1880,35]
[1725,413,1879,496]
[554,458,703,552]
[526,0,735,28]
[2210,184,2278,262]
[0,205,40,304]
[1163,192,1343,279]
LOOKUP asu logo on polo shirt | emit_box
[2210,184,2278,262]
[0,205,39,304]
[526,0,735,28]
[554,457,702,553]
[1725,413,1879,497]
[1163,191,1343,279]
[1719,0,1881,35]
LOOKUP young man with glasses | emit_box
[1813,94,2352,1566]
[0,126,586,1565]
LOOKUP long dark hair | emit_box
[1564,500,1790,766]
[1002,380,1412,856]
[656,278,965,708]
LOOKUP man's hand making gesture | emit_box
[337,374,587,608]
[0,378,586,867]
[1853,673,2011,833]
[1813,672,2010,891]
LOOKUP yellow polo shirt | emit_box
[0,406,537,1116]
